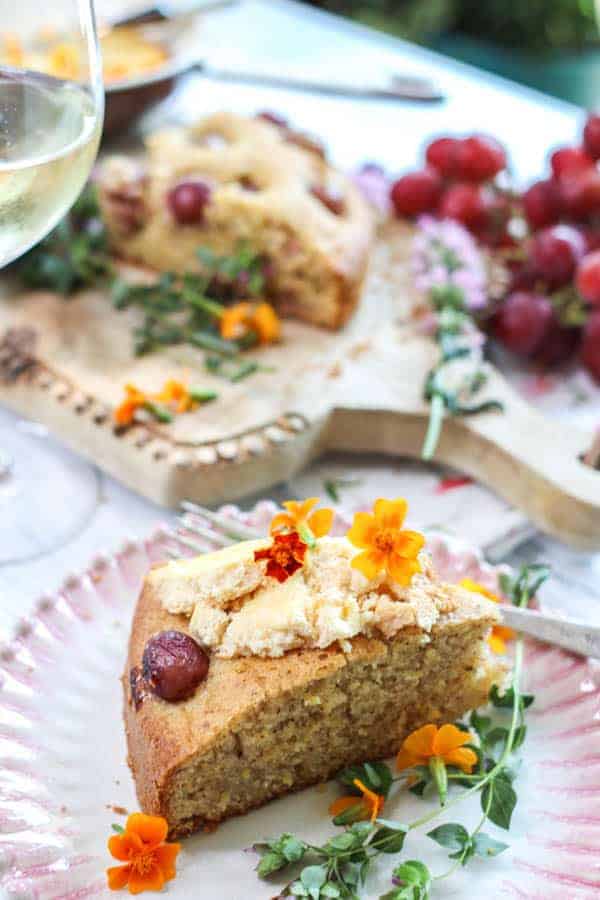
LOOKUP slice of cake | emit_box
[98,111,375,329]
[123,503,501,838]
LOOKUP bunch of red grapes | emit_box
[390,117,600,383]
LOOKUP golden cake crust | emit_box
[124,571,500,835]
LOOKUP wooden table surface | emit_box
[1,0,598,636]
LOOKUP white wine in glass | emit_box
[0,2,104,267]
[0,2,104,564]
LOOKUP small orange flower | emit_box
[154,379,194,414]
[460,578,515,655]
[254,532,308,582]
[2,33,24,66]
[106,813,180,895]
[329,778,385,824]
[220,301,280,345]
[346,498,425,586]
[48,43,80,79]
[114,384,148,427]
[270,497,334,542]
[396,723,477,774]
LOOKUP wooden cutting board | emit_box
[1,221,599,549]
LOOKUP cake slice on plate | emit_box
[123,499,501,838]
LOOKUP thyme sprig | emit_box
[421,289,503,461]
[412,219,504,461]
[254,564,548,899]
[13,186,273,379]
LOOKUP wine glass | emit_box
[0,2,104,564]
[0,0,104,266]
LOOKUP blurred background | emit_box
[304,0,600,107]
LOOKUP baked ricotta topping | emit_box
[148,534,497,659]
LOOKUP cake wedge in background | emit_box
[98,112,375,330]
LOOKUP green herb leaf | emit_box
[372,824,408,854]
[257,850,286,877]
[482,771,517,830]
[189,387,218,404]
[300,864,328,900]
[427,822,469,851]
[489,685,534,709]
[469,710,492,740]
[111,823,125,834]
[472,832,509,858]
[323,477,362,503]
[391,859,432,898]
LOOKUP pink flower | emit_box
[412,216,487,311]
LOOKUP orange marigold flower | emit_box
[329,778,385,824]
[396,723,477,774]
[154,379,194,413]
[220,301,280,345]
[106,813,180,895]
[460,578,515,655]
[114,384,148,427]
[270,497,334,542]
[346,498,425,586]
[254,532,308,582]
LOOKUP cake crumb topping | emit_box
[150,536,499,659]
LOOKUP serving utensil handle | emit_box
[501,605,600,659]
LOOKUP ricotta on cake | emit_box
[123,535,501,837]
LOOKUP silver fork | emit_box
[169,501,600,660]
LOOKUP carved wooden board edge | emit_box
[0,325,327,505]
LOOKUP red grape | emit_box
[522,179,562,230]
[583,113,600,161]
[167,180,212,225]
[478,192,512,246]
[580,228,600,253]
[390,168,442,217]
[492,291,553,356]
[581,311,600,382]
[439,183,486,230]
[560,169,600,220]
[529,224,586,288]
[455,134,507,182]
[508,262,540,293]
[576,250,600,305]
[534,315,581,367]
[550,146,594,179]
[425,136,460,178]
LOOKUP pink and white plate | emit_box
[0,502,599,899]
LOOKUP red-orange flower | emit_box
[346,498,425,586]
[396,723,477,774]
[254,532,308,582]
[460,578,515,655]
[270,497,334,542]
[106,813,180,894]
[220,301,280,345]
[114,384,148,427]
[329,778,385,824]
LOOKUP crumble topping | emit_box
[149,537,498,659]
